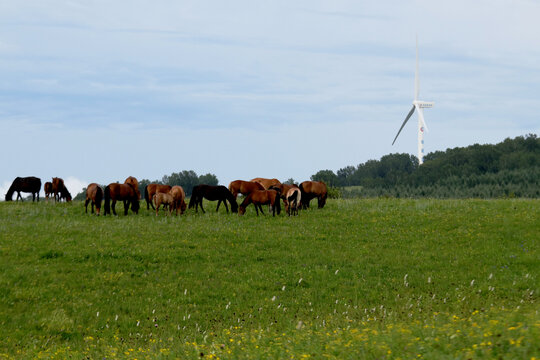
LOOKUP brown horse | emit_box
[52,177,65,202]
[299,181,327,209]
[169,185,187,215]
[284,187,301,216]
[270,183,298,201]
[44,182,53,201]
[250,177,282,190]
[103,182,140,216]
[144,184,172,210]
[5,176,41,202]
[85,183,103,215]
[188,185,238,213]
[238,189,281,216]
[124,176,141,200]
[153,192,175,216]
[228,180,265,199]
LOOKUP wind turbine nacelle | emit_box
[414,101,434,108]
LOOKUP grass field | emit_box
[0,198,538,359]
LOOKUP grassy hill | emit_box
[0,199,538,358]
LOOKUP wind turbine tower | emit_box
[392,38,434,165]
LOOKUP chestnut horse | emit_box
[5,176,41,202]
[85,183,103,215]
[153,192,175,216]
[238,189,281,216]
[52,177,65,202]
[189,185,238,213]
[169,185,187,215]
[284,187,301,216]
[250,177,281,190]
[124,176,141,200]
[44,182,53,201]
[299,181,328,209]
[104,177,140,215]
[144,184,172,210]
[228,180,264,199]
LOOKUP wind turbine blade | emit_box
[415,36,419,101]
[392,105,416,145]
[417,106,428,132]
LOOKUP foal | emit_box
[153,192,175,216]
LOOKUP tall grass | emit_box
[0,198,538,359]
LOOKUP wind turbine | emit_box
[392,37,434,165]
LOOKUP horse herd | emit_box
[3,176,328,217]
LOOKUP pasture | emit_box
[0,198,538,359]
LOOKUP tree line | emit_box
[310,134,539,198]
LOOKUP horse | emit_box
[124,176,141,200]
[103,182,140,216]
[59,185,72,202]
[44,182,53,201]
[228,180,265,199]
[270,183,298,200]
[238,189,281,216]
[153,192,175,216]
[284,187,301,216]
[85,183,103,215]
[5,176,41,202]
[52,177,65,202]
[144,184,172,210]
[169,185,187,215]
[299,181,328,209]
[189,185,238,213]
[250,177,282,190]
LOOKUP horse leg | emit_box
[224,200,229,214]
[258,204,265,215]
[85,199,90,213]
[111,200,117,216]
[200,200,205,214]
[216,200,221,212]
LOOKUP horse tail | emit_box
[104,185,111,215]
[227,189,238,213]
[95,186,103,211]
[188,187,197,209]
[144,185,150,207]
[274,191,281,215]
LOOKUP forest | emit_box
[73,134,538,200]
[311,134,539,198]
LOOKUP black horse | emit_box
[5,176,41,202]
[188,185,238,213]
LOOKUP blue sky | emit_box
[1,1,539,197]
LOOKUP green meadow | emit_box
[0,198,538,359]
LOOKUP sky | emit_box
[1,0,539,198]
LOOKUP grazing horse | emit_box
[44,182,53,201]
[284,187,301,216]
[103,182,140,216]
[250,177,282,190]
[189,185,238,213]
[228,180,265,199]
[52,177,65,202]
[169,185,187,215]
[153,192,175,216]
[85,183,103,215]
[5,176,41,202]
[238,189,281,216]
[59,185,72,202]
[299,181,328,209]
[144,184,172,210]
